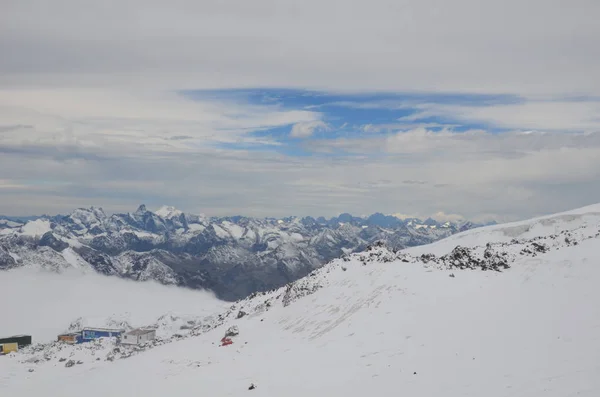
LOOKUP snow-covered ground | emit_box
[406,202,600,256]
[1,204,599,396]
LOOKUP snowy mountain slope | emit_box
[1,204,599,396]
[406,202,600,256]
[0,205,484,300]
[0,219,23,229]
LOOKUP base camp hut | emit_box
[0,342,19,354]
[0,335,31,355]
[121,328,156,345]
[0,335,32,348]
[81,328,123,342]
[0,334,32,354]
[57,333,82,344]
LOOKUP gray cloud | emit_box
[402,180,427,185]
[1,0,600,220]
[1,0,599,95]
[1,128,599,222]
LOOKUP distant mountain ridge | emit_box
[0,205,488,300]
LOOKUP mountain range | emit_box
[0,205,488,300]
[2,203,598,396]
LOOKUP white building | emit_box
[121,329,156,345]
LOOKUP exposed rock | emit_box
[531,242,548,253]
[224,326,239,338]
[282,278,322,307]
[39,232,69,252]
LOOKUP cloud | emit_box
[0,88,321,154]
[391,211,465,223]
[400,99,600,132]
[1,129,599,221]
[290,120,330,138]
[1,89,599,222]
[1,1,599,221]
[1,1,599,96]
[320,96,600,133]
[390,213,415,220]
[280,129,600,220]
[0,267,224,342]
[430,212,464,223]
[0,179,33,190]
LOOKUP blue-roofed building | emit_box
[80,327,124,342]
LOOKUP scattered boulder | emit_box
[531,242,548,253]
[65,360,76,368]
[282,279,322,307]
[236,310,247,319]
[225,325,239,338]
[248,383,256,390]
[444,246,479,269]
[369,241,382,250]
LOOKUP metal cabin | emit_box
[121,328,156,345]
[80,328,123,342]
[0,335,32,348]
[0,342,19,355]
[57,332,82,344]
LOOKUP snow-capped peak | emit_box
[154,205,183,219]
[19,218,52,237]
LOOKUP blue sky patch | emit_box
[182,89,522,156]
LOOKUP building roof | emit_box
[125,328,155,336]
[0,335,31,338]
[82,327,124,332]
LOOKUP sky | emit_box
[1,0,600,222]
